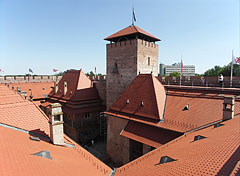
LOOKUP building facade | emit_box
[160,63,195,76]
[41,70,105,144]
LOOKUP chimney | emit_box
[63,81,67,96]
[48,103,64,145]
[223,96,235,121]
[55,82,58,94]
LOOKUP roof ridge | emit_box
[151,75,166,120]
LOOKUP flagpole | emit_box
[230,50,234,88]
[132,6,134,25]
[180,55,183,86]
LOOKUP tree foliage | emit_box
[203,63,240,77]
[169,72,181,77]
[85,71,104,76]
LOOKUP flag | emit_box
[133,8,136,22]
[29,68,33,73]
[233,56,240,65]
[53,68,58,72]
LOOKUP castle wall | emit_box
[106,39,138,109]
[106,116,129,166]
[137,39,159,76]
[94,80,106,106]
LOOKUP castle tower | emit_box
[105,25,160,109]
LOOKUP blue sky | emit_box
[0,0,239,75]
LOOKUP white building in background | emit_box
[159,63,195,76]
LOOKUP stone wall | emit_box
[0,75,62,83]
[106,116,129,166]
[94,80,106,106]
[106,39,138,110]
[137,39,159,76]
[158,76,240,88]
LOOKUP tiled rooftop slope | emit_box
[115,116,240,176]
[0,84,112,176]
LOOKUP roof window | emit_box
[214,123,224,128]
[126,99,130,104]
[32,150,53,160]
[193,135,206,141]
[157,156,176,165]
[183,104,189,111]
[29,136,40,142]
[140,101,144,107]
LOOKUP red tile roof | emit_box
[0,84,112,175]
[110,74,166,121]
[121,121,182,148]
[104,25,160,42]
[107,74,240,133]
[0,126,112,176]
[48,70,100,102]
[8,82,54,99]
[0,85,49,136]
[115,117,240,176]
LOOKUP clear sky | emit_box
[0,0,239,75]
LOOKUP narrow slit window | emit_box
[148,57,151,66]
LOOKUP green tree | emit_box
[203,63,240,77]
[85,71,95,76]
[169,72,181,77]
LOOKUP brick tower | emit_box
[105,25,161,109]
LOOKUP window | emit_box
[113,63,119,74]
[54,115,61,121]
[84,112,91,119]
[148,57,150,66]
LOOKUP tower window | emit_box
[113,63,119,74]
[148,57,151,66]
[84,112,91,119]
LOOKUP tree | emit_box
[169,72,181,77]
[85,71,95,76]
[55,71,67,76]
[203,63,240,77]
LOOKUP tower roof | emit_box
[110,74,166,121]
[104,25,160,42]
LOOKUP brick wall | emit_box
[0,75,62,83]
[137,39,159,76]
[157,76,240,88]
[94,80,106,106]
[106,116,129,166]
[106,39,138,109]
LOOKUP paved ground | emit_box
[86,136,107,159]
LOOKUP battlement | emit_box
[0,75,62,83]
[88,75,106,81]
[157,76,240,88]
[107,39,158,49]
